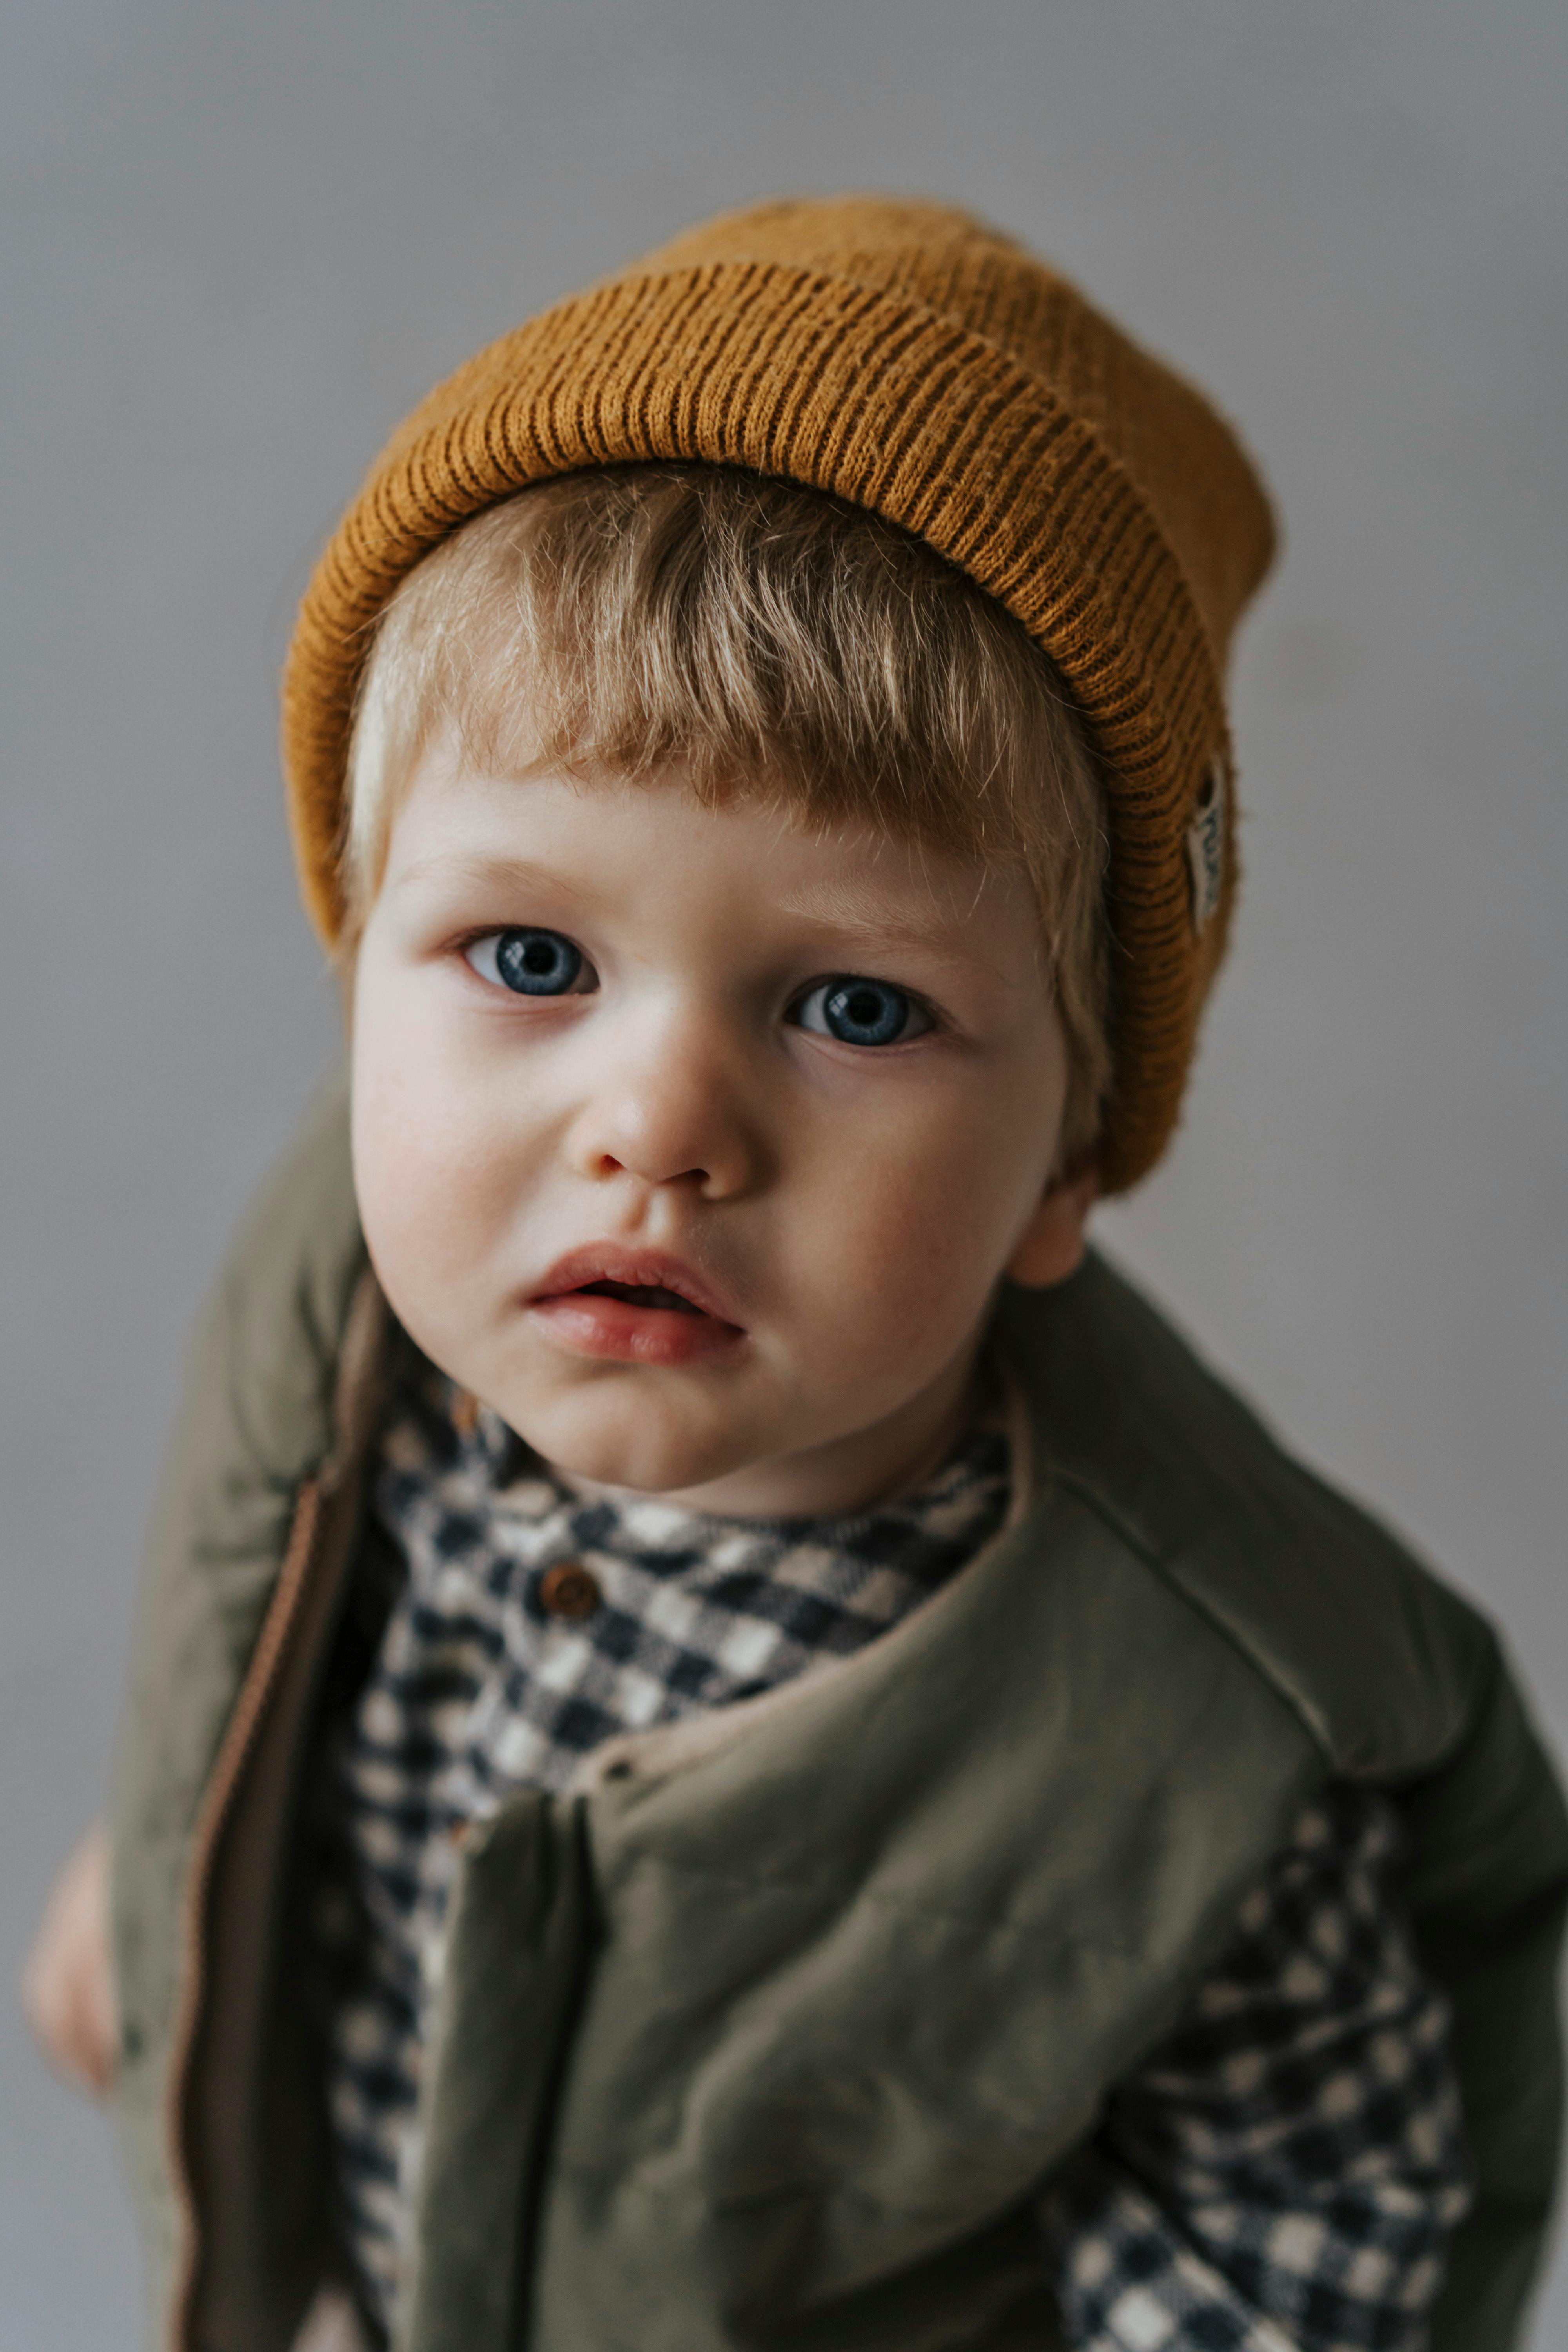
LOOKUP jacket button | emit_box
[539,1560,602,1621]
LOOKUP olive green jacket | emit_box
[111,1084,1568,2352]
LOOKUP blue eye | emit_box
[466,928,588,996]
[792,976,931,1047]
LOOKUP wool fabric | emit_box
[282,194,1276,1189]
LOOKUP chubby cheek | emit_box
[789,1087,1051,1396]
[350,982,526,1343]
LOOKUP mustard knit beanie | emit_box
[283,194,1275,1191]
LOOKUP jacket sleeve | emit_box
[1399,1629,1568,2352]
[109,1074,365,2330]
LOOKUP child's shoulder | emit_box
[1000,1251,1497,1786]
[191,1067,365,1488]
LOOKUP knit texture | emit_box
[282,195,1276,1188]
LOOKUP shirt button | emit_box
[539,1560,602,1621]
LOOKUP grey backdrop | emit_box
[4,2,1565,2343]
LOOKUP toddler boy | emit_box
[25,197,1567,2352]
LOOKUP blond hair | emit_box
[344,466,1112,1167]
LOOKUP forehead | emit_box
[382,742,1044,957]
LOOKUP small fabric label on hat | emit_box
[1186,760,1227,931]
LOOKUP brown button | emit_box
[539,1560,602,1621]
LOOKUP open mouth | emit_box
[528,1249,745,1365]
[575,1280,704,1316]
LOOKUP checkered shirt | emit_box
[307,1337,1012,2334]
[1038,1780,1472,2350]
[307,1339,1470,2350]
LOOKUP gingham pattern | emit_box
[1039,1782,1472,2350]
[307,1336,1011,2333]
[308,1344,1470,2350]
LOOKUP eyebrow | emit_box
[387,849,595,905]
[388,848,1012,975]
[769,882,1002,967]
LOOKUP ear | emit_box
[1005,1166,1097,1290]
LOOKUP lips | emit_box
[527,1245,746,1367]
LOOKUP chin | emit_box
[503,1388,754,1499]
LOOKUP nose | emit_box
[563,1001,768,1200]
